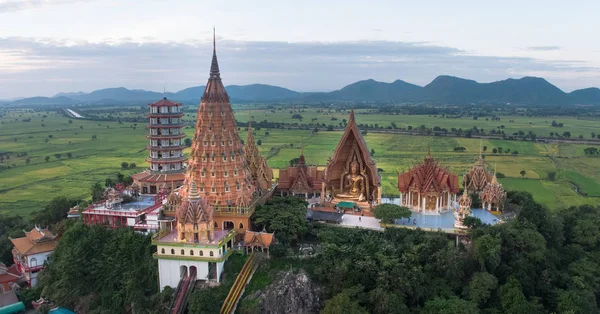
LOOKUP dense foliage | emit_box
[305,192,600,313]
[373,204,411,224]
[38,224,161,313]
[252,197,308,245]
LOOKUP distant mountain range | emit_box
[4,76,600,106]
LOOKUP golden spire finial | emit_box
[213,26,216,52]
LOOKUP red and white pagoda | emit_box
[131,96,187,194]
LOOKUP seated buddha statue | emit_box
[337,160,366,201]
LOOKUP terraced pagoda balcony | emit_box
[147,112,184,118]
[146,123,184,128]
[146,156,187,163]
[147,145,187,151]
[146,133,186,140]
[212,184,277,218]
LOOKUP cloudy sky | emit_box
[0,0,598,98]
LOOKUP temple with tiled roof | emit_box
[244,120,273,192]
[397,149,460,213]
[0,262,22,292]
[455,190,472,228]
[10,227,58,287]
[277,149,325,198]
[463,154,493,194]
[323,110,381,209]
[132,95,187,194]
[481,173,507,212]
[243,230,274,257]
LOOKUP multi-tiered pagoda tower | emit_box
[132,97,186,194]
[181,30,263,233]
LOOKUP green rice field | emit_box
[1,108,599,215]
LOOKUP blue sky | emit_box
[0,0,598,98]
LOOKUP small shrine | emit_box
[463,154,493,194]
[103,187,123,209]
[481,174,507,212]
[243,230,274,257]
[176,180,215,242]
[454,190,472,228]
[397,149,460,213]
[277,150,325,198]
[323,110,381,209]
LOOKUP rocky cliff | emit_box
[243,270,321,314]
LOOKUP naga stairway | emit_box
[170,267,197,314]
[220,253,258,314]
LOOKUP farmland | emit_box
[1,107,600,215]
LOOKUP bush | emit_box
[121,162,129,169]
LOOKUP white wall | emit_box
[157,259,209,291]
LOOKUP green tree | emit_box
[422,297,479,314]
[91,182,104,202]
[32,196,77,227]
[323,291,369,314]
[468,272,498,306]
[500,277,537,314]
[45,156,50,162]
[121,161,129,169]
[373,204,411,224]
[520,170,526,177]
[257,139,262,146]
[547,171,556,181]
[252,197,308,245]
[473,234,501,272]
[370,148,375,156]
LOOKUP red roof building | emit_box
[398,150,460,213]
[277,151,325,198]
[10,227,58,287]
[0,263,22,292]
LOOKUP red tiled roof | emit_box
[398,153,459,194]
[243,231,274,247]
[131,172,185,183]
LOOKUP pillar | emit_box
[321,184,325,203]
[377,186,382,204]
[422,197,426,211]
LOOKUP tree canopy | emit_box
[373,204,411,224]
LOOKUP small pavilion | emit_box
[243,231,274,257]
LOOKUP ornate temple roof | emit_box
[176,181,214,225]
[10,227,57,256]
[243,230,274,248]
[481,174,507,205]
[182,30,256,207]
[458,189,472,207]
[325,110,380,187]
[148,97,182,107]
[244,120,273,190]
[463,154,493,192]
[278,150,324,192]
[398,150,460,194]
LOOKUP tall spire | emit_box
[210,27,220,77]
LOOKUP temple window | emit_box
[219,249,222,255]
[236,181,241,190]
[214,222,218,228]
[181,249,185,255]
[202,156,207,162]
[224,171,228,177]
[211,171,215,177]
[30,258,37,267]
[211,187,216,193]
[203,141,208,146]
[200,187,204,192]
[171,249,175,255]
[190,250,194,256]
[201,170,205,177]
[223,155,227,161]
[225,184,230,192]
[239,223,244,229]
[211,155,215,162]
[234,170,238,176]
[211,141,215,146]
[161,248,165,254]
[210,251,214,257]
[221,141,225,146]
[229,140,232,145]
[200,251,204,256]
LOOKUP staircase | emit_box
[220,253,258,314]
[170,267,197,314]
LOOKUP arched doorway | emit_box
[189,266,197,280]
[179,265,188,278]
[223,221,234,230]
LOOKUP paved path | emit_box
[340,214,383,231]
[65,108,83,118]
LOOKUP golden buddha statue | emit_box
[337,160,366,201]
